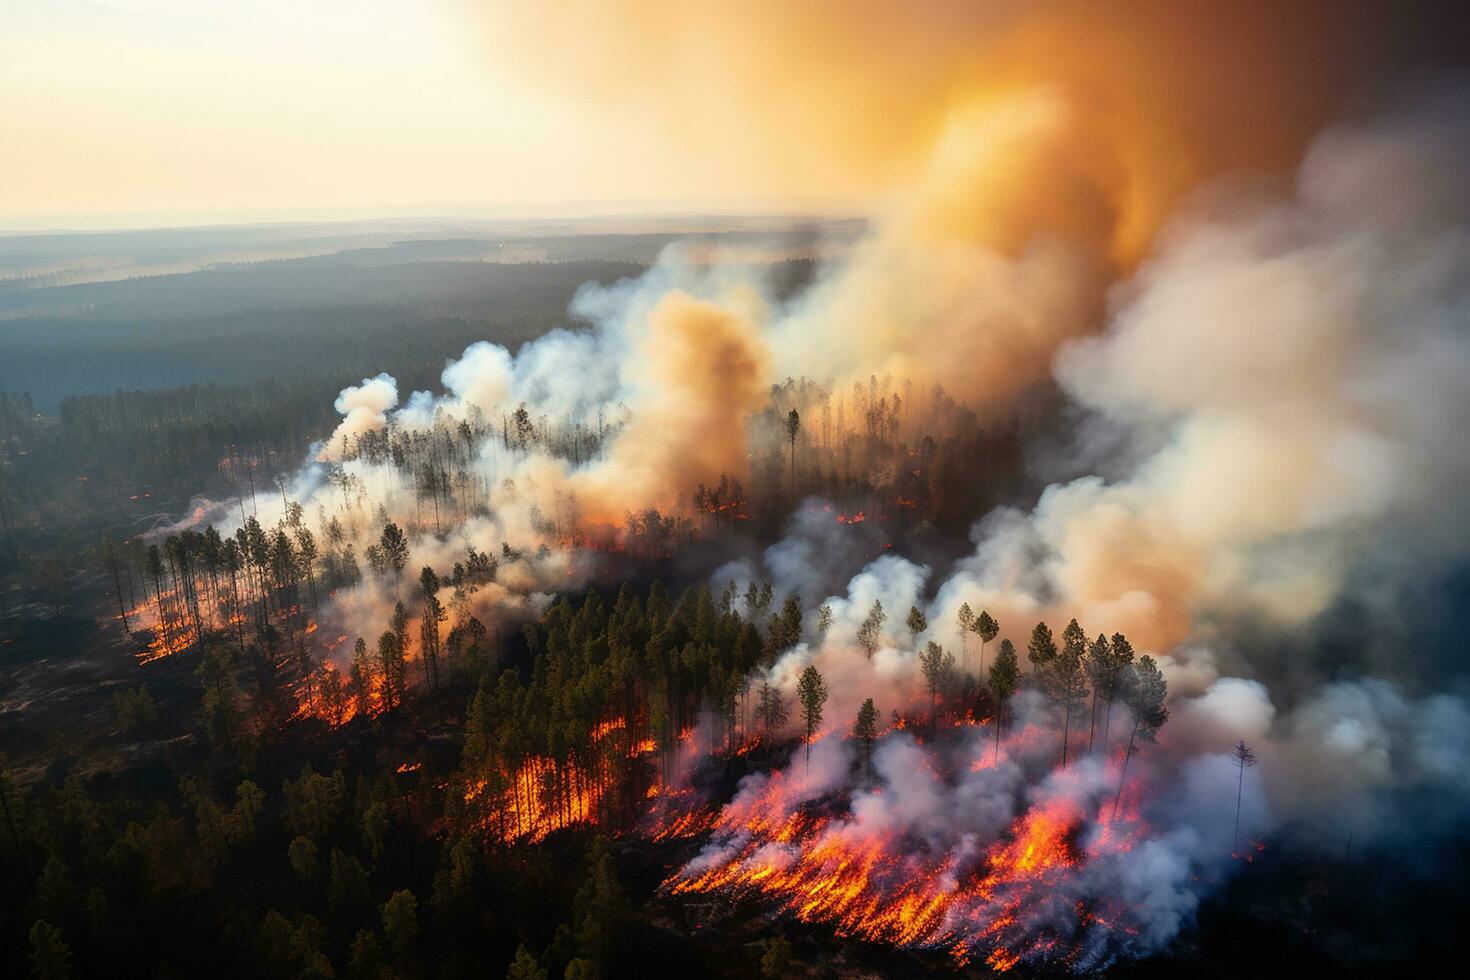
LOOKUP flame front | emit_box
[660,739,1150,971]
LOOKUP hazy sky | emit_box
[0,0,859,230]
[4,1,1465,232]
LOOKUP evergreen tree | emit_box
[757,679,788,734]
[857,600,886,660]
[1113,655,1169,818]
[506,944,547,980]
[1052,620,1089,768]
[760,936,795,979]
[28,920,72,980]
[956,602,975,669]
[1027,620,1057,676]
[905,605,928,643]
[796,665,829,773]
[919,641,946,709]
[378,522,410,575]
[380,889,419,961]
[853,698,879,783]
[785,409,800,501]
[1231,740,1258,855]
[987,639,1020,765]
[572,838,627,967]
[1083,633,1111,755]
[974,610,999,677]
[816,604,833,641]
[1101,633,1136,753]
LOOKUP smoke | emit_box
[317,373,399,462]
[570,288,771,519]
[661,90,1470,967]
[464,1,1463,222]
[772,90,1117,412]
[921,92,1470,654]
[176,14,1470,960]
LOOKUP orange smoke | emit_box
[571,289,770,520]
[463,1,1410,257]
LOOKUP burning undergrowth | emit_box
[644,708,1186,973]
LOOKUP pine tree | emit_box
[905,605,928,644]
[1027,620,1057,675]
[857,600,885,659]
[506,944,547,980]
[757,679,788,733]
[816,604,833,641]
[974,610,999,677]
[796,665,828,774]
[785,409,800,501]
[956,602,975,669]
[919,641,946,710]
[1231,740,1258,856]
[380,889,418,961]
[1101,633,1135,754]
[1053,619,1089,768]
[28,919,72,980]
[1113,655,1168,818]
[1083,633,1110,755]
[378,522,409,575]
[853,698,879,782]
[987,639,1019,765]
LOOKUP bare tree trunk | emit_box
[1234,761,1245,855]
[1061,701,1071,769]
[1087,686,1099,756]
[1112,717,1140,820]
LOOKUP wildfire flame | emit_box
[659,733,1151,971]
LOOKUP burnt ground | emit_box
[0,573,184,784]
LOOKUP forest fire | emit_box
[8,3,1470,978]
[662,756,1150,972]
[464,754,605,844]
[462,715,660,843]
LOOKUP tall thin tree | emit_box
[1231,740,1257,856]
[796,665,828,776]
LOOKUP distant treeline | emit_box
[0,259,655,410]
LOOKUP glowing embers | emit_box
[662,768,1149,972]
[125,587,199,663]
[666,790,960,951]
[291,633,384,726]
[465,715,658,844]
[465,754,605,844]
[644,781,720,842]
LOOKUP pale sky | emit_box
[0,0,861,230]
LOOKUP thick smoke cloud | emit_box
[571,288,771,519]
[928,94,1470,653]
[773,90,1117,413]
[679,91,1470,964]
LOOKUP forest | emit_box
[6,4,1470,970]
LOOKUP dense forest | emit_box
[4,565,1460,978]
[0,547,1170,980]
[3,206,1468,980]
